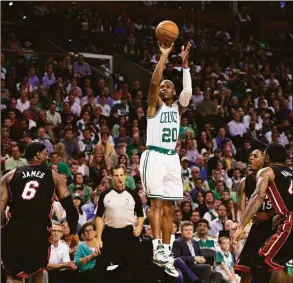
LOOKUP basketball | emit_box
[155,20,179,47]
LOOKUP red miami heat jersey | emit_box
[267,165,293,215]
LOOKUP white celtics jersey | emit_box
[146,102,180,150]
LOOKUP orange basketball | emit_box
[155,20,179,47]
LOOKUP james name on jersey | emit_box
[22,171,46,179]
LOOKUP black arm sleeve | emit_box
[96,190,107,218]
[60,195,79,234]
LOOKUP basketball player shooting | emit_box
[233,143,293,283]
[1,142,79,283]
[139,41,192,277]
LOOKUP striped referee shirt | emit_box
[96,187,143,229]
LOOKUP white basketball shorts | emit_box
[139,149,183,200]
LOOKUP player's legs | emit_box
[150,199,164,239]
[161,200,174,244]
[139,151,170,266]
[160,155,182,277]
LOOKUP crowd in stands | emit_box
[1,1,293,283]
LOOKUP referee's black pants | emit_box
[95,225,140,283]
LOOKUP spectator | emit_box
[215,237,240,283]
[209,205,228,238]
[172,221,222,283]
[190,209,201,229]
[74,223,98,283]
[4,145,27,172]
[1,125,13,154]
[194,219,217,266]
[72,55,92,77]
[46,102,62,126]
[47,223,77,283]
[68,173,92,203]
[16,91,30,113]
[61,220,80,260]
[203,198,222,224]
[60,128,80,160]
[35,127,54,154]
[72,193,87,233]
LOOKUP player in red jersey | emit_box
[1,142,79,283]
[233,143,293,283]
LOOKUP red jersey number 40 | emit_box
[21,180,40,200]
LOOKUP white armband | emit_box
[179,68,192,107]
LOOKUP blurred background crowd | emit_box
[1,1,293,283]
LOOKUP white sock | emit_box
[163,244,171,255]
[152,239,163,250]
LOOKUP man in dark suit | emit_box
[172,221,223,283]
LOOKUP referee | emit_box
[95,165,144,283]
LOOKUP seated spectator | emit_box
[172,221,222,283]
[173,208,183,230]
[46,102,62,127]
[215,237,240,283]
[72,55,92,77]
[77,152,90,178]
[68,173,92,203]
[194,219,217,265]
[74,223,98,283]
[190,209,201,230]
[209,205,228,238]
[181,200,193,221]
[82,192,99,221]
[61,220,80,260]
[47,223,77,283]
[198,191,215,218]
[4,145,27,173]
[60,128,81,161]
[48,151,70,176]
[181,157,191,180]
[213,180,228,200]
[204,169,225,192]
[72,193,88,233]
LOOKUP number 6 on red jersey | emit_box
[21,180,40,200]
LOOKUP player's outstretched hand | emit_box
[158,41,174,57]
[181,42,192,69]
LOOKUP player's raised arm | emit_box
[1,170,15,224]
[53,171,79,233]
[178,42,192,114]
[147,42,173,110]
